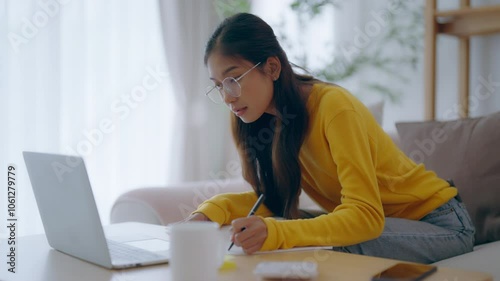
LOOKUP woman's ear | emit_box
[265,56,281,81]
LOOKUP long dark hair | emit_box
[204,13,316,218]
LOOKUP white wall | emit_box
[339,0,500,131]
[256,0,500,131]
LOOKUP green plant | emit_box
[213,0,424,103]
[290,0,341,18]
[214,0,251,19]
[290,0,423,102]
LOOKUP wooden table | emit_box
[0,223,492,281]
[221,250,492,281]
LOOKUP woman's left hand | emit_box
[230,216,268,254]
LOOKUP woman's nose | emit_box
[223,91,237,104]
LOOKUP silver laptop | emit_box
[23,151,170,269]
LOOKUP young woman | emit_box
[187,13,475,264]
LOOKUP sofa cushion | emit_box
[433,240,500,279]
[396,111,500,245]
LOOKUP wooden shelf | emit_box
[424,0,500,120]
[435,5,500,37]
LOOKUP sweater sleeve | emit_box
[193,191,274,226]
[261,110,385,251]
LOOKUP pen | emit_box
[227,193,265,251]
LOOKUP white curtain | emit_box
[0,0,174,237]
[158,0,238,183]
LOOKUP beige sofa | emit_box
[111,111,500,279]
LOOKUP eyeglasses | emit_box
[205,62,261,104]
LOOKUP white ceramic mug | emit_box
[170,221,222,281]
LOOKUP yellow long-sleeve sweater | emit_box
[195,83,456,251]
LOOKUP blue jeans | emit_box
[331,195,475,264]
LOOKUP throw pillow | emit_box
[396,111,500,245]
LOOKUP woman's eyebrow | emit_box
[209,65,240,81]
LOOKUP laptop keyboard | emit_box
[107,239,167,263]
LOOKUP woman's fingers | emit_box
[231,216,268,253]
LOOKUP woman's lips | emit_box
[233,107,247,117]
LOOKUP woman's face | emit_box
[206,52,276,123]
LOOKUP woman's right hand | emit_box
[184,212,210,222]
